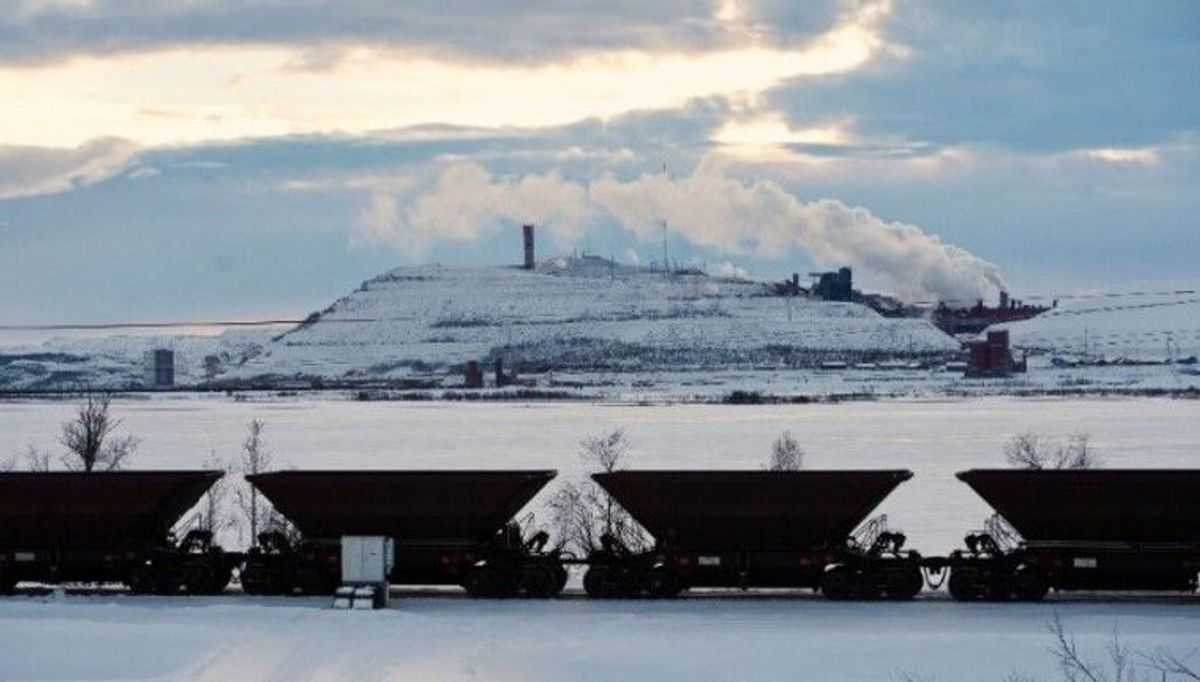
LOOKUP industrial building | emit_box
[142,349,175,388]
[932,294,1049,335]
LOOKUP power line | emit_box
[0,318,374,332]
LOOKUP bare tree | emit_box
[1047,611,1131,682]
[765,431,803,471]
[546,429,647,555]
[24,446,53,472]
[199,450,238,539]
[1005,432,1098,470]
[894,616,1199,682]
[236,419,274,541]
[1144,648,1200,681]
[59,394,138,472]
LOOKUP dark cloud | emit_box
[0,0,842,65]
[769,0,1200,152]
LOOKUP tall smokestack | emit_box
[522,224,535,270]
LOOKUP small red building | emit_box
[965,330,1024,377]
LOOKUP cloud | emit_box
[0,1,845,65]
[351,158,1007,302]
[0,137,138,200]
[770,2,1200,153]
[0,1,892,148]
[1083,147,1160,165]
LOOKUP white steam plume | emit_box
[358,161,1006,303]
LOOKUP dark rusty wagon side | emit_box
[941,469,1200,600]
[584,470,921,599]
[242,469,566,597]
[0,471,239,594]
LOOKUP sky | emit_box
[1,0,1197,335]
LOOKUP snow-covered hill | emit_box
[993,291,1200,361]
[0,258,958,391]
[227,258,958,383]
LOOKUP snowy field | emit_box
[1,396,1199,680]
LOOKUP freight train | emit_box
[1,467,1197,602]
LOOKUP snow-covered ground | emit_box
[2,396,1198,680]
[2,593,1198,682]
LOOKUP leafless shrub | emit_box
[546,429,647,555]
[891,671,936,682]
[0,454,14,472]
[1005,432,1098,470]
[59,394,138,472]
[1046,611,1200,682]
[765,431,803,471]
[894,615,1199,682]
[24,446,53,472]
[1142,647,1200,681]
[198,450,239,538]
[235,419,274,542]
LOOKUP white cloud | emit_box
[0,137,137,200]
[1083,147,1160,165]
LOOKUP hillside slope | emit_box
[227,257,958,383]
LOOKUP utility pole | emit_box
[659,218,669,276]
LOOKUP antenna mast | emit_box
[659,218,669,274]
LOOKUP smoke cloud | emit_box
[359,160,1006,303]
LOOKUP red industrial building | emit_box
[965,330,1025,377]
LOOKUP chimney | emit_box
[999,290,1009,309]
[522,224,535,269]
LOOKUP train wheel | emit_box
[519,565,558,598]
[0,569,17,595]
[295,569,336,596]
[947,567,984,601]
[983,573,1012,601]
[642,568,683,599]
[1012,568,1048,602]
[213,567,235,593]
[883,567,924,601]
[127,566,156,594]
[183,563,218,595]
[583,566,613,598]
[154,569,183,595]
[464,566,518,598]
[462,566,493,597]
[239,565,276,596]
[553,565,569,594]
[821,566,856,600]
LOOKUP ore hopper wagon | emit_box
[585,470,923,599]
[943,469,1200,601]
[243,470,566,597]
[0,471,239,595]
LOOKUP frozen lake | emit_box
[1,396,1198,680]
